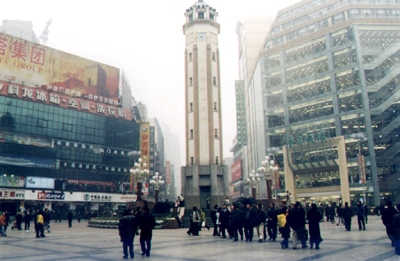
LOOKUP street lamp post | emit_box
[351,133,366,204]
[129,157,150,201]
[247,170,261,199]
[150,172,165,203]
[258,155,279,202]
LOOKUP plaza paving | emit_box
[0,215,398,261]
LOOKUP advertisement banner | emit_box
[129,174,134,193]
[66,179,115,186]
[165,161,171,183]
[0,130,52,148]
[37,192,65,200]
[0,189,24,199]
[140,123,150,170]
[358,154,366,184]
[26,177,55,189]
[231,159,242,183]
[0,33,120,100]
[0,175,25,187]
[0,154,54,168]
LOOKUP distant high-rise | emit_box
[0,20,39,43]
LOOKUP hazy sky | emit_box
[3,0,300,170]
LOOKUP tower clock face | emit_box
[197,32,207,41]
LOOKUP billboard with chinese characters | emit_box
[0,130,52,148]
[231,159,242,183]
[0,33,131,121]
[140,123,150,170]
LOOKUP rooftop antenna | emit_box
[39,19,52,45]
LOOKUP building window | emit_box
[214,128,218,138]
[37,119,48,128]
[210,14,214,21]
[190,77,193,86]
[190,103,194,112]
[213,77,217,85]
[190,157,194,165]
[190,129,194,139]
[214,102,217,111]
[198,12,204,19]
[189,14,193,21]
[212,52,216,61]
[189,53,193,61]
[62,123,73,132]
[215,156,219,165]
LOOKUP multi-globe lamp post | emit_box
[150,172,165,203]
[247,170,261,199]
[129,157,150,201]
[258,156,279,202]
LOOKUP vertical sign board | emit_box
[165,161,171,183]
[231,159,242,182]
[140,123,150,170]
[149,126,156,175]
[358,154,366,184]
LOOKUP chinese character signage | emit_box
[0,33,131,120]
[66,179,115,186]
[140,123,150,170]
[0,130,52,148]
[0,190,24,199]
[37,192,65,200]
[165,161,171,183]
[149,126,155,173]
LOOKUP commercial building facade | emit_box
[244,0,400,206]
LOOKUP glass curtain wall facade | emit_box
[259,0,400,206]
[0,95,140,192]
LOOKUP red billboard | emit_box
[165,161,171,183]
[231,159,242,182]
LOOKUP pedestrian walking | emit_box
[0,212,7,236]
[364,203,368,224]
[307,203,323,249]
[287,201,307,249]
[16,210,23,230]
[267,202,278,241]
[343,202,353,231]
[118,209,138,259]
[256,204,266,243]
[356,201,366,231]
[54,210,62,223]
[336,204,343,226]
[36,210,45,238]
[187,206,201,236]
[210,205,220,236]
[67,211,73,228]
[199,208,210,231]
[244,204,256,242]
[77,211,81,223]
[24,211,31,232]
[44,208,51,233]
[231,204,244,241]
[393,204,400,255]
[139,206,156,257]
[382,201,398,247]
[4,210,10,233]
[219,204,230,238]
[278,207,290,249]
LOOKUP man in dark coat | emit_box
[343,202,353,231]
[43,209,51,233]
[119,210,138,259]
[356,201,366,231]
[219,204,230,238]
[267,203,278,241]
[393,204,400,255]
[230,204,244,241]
[139,206,156,257]
[244,204,256,242]
[382,201,398,247]
[287,202,307,249]
[307,204,323,249]
[16,210,23,230]
[67,211,73,228]
[210,204,219,236]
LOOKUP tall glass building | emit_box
[255,0,400,206]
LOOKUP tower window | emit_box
[190,129,194,139]
[189,52,193,61]
[191,157,194,165]
[213,77,217,85]
[198,12,204,19]
[216,156,219,165]
[210,14,215,21]
[190,103,194,112]
[214,128,218,138]
[189,14,193,21]
[212,52,216,61]
[190,77,193,86]
[214,102,217,111]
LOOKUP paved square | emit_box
[1,216,398,260]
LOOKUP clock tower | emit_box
[181,1,229,211]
